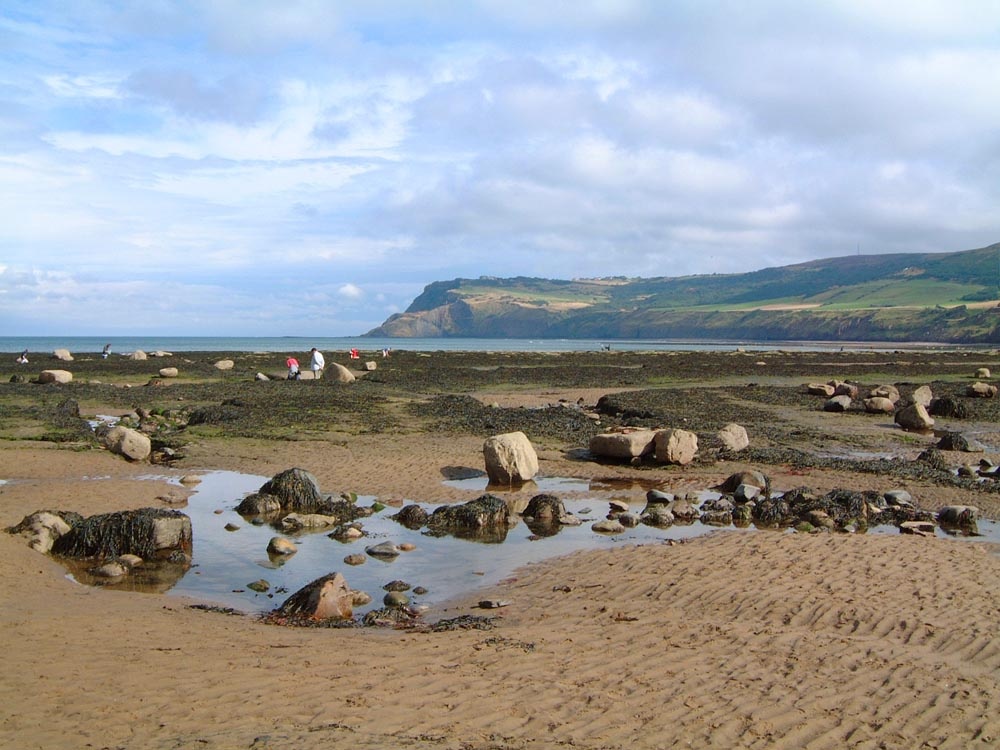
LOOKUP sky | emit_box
[1,1,998,336]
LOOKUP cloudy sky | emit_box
[1,1,998,336]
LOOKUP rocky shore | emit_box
[2,347,999,749]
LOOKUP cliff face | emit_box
[365,244,1000,343]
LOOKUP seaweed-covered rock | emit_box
[428,494,512,531]
[928,396,969,419]
[937,505,979,533]
[52,508,191,560]
[937,432,982,452]
[752,496,792,527]
[392,504,430,529]
[257,468,323,511]
[522,494,566,522]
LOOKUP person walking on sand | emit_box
[286,356,300,380]
[309,348,325,379]
[102,343,111,359]
[16,349,28,364]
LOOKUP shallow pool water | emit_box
[69,470,1000,616]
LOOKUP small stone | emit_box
[413,586,428,595]
[267,537,297,555]
[383,591,410,608]
[383,580,411,592]
[224,523,240,532]
[247,579,270,593]
[592,519,625,534]
[366,541,400,559]
[344,553,366,566]
[478,600,510,609]
[397,542,417,552]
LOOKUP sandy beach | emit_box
[2,349,999,749]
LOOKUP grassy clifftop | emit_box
[368,243,1000,343]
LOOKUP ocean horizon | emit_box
[0,335,982,355]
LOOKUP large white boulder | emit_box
[654,428,699,465]
[483,431,539,484]
[717,423,749,451]
[38,369,73,384]
[329,362,356,383]
[100,425,152,461]
[588,430,657,459]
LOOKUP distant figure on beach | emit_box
[102,343,111,359]
[349,348,360,360]
[286,357,300,380]
[382,347,390,358]
[15,349,28,364]
[310,348,325,379]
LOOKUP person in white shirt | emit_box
[309,348,325,379]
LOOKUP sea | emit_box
[0,336,995,354]
[0,335,983,355]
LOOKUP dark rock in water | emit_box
[732,504,753,527]
[640,504,675,527]
[383,591,410,608]
[937,505,979,533]
[645,489,673,505]
[700,510,732,526]
[256,468,323,513]
[365,541,400,559]
[752,496,791,527]
[235,493,282,516]
[428,494,511,530]
[392,504,429,529]
[383,580,411,592]
[522,494,566,522]
[248,579,270,592]
[929,396,968,419]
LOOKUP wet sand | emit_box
[1,349,999,749]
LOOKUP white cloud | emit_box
[0,0,997,335]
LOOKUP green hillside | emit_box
[368,243,1000,343]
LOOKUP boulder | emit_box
[714,470,769,495]
[894,403,934,431]
[588,430,657,460]
[329,363,356,383]
[717,423,749,451]
[937,505,979,532]
[255,372,270,381]
[937,432,982,452]
[522,494,567,522]
[928,396,968,418]
[591,519,625,534]
[214,359,235,370]
[428,494,511,531]
[806,383,835,397]
[653,428,698,465]
[52,508,191,560]
[640,504,675,526]
[823,395,852,412]
[158,367,178,378]
[8,511,74,553]
[863,396,895,414]
[237,468,324,516]
[267,537,297,555]
[52,348,73,362]
[911,385,933,407]
[967,382,997,398]
[38,369,73,384]
[275,573,354,620]
[833,382,858,399]
[364,361,378,371]
[130,350,148,360]
[392,504,430,528]
[483,431,538,484]
[868,384,900,403]
[975,367,991,379]
[100,425,152,461]
[365,541,400,559]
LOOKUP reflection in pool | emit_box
[77,470,1000,617]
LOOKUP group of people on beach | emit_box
[284,346,388,380]
[285,347,325,380]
